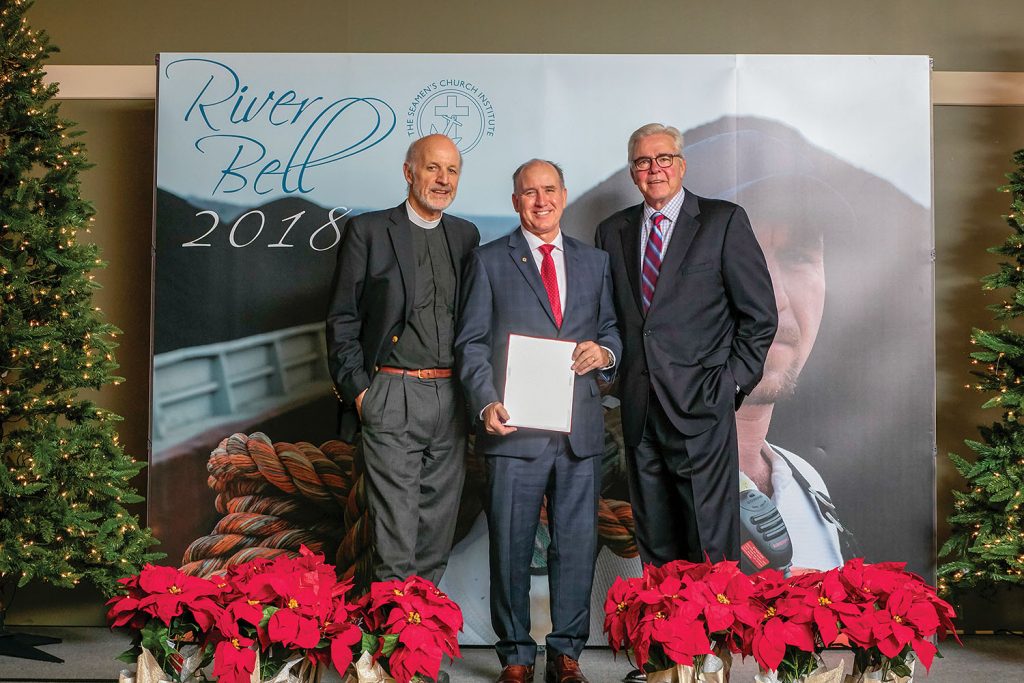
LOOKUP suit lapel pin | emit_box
[521,256,528,262]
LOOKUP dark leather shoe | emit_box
[623,668,647,683]
[498,664,536,683]
[418,674,450,683]
[545,654,589,683]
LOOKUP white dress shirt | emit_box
[639,188,686,271]
[520,227,566,317]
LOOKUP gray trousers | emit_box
[360,373,467,583]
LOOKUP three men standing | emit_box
[328,125,777,680]
[326,134,479,584]
[456,160,621,683]
[597,123,778,566]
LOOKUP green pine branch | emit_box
[1,0,161,604]
[940,149,1024,595]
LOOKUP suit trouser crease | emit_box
[626,394,739,565]
[361,373,466,583]
[485,436,599,666]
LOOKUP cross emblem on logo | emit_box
[431,95,471,143]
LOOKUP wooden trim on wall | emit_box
[932,71,1024,106]
[45,65,156,100]
[43,65,1024,106]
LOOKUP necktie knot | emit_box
[652,212,666,229]
[539,243,556,256]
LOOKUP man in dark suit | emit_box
[595,123,777,566]
[456,160,621,683]
[326,134,480,584]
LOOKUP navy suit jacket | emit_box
[456,228,621,458]
[596,189,778,444]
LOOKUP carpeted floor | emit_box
[0,627,1020,682]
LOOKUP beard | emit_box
[745,323,807,405]
[411,183,454,214]
[744,360,802,405]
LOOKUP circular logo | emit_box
[415,89,487,154]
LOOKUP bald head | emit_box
[406,134,462,167]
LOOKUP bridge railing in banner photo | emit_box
[151,323,330,450]
[177,404,638,584]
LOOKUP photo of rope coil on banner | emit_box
[179,405,638,582]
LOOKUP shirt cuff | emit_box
[480,401,498,421]
[600,346,616,370]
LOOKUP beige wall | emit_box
[11,0,1024,626]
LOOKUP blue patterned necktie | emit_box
[641,212,665,312]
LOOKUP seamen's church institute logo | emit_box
[406,79,496,154]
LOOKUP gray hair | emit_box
[627,123,685,165]
[512,159,565,191]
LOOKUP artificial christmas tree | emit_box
[0,0,160,662]
[939,149,1024,595]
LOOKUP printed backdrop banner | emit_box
[151,53,934,645]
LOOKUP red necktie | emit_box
[539,243,562,328]
[641,212,666,313]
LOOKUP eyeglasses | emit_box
[632,154,682,171]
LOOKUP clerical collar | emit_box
[406,201,442,229]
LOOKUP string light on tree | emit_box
[0,0,161,634]
[940,148,1024,593]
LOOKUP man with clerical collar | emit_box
[326,134,480,585]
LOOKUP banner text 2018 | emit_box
[181,208,351,251]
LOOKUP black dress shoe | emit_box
[417,672,451,683]
[623,668,647,683]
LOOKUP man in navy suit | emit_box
[456,160,621,683]
[596,123,777,568]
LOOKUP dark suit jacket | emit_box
[455,228,622,458]
[596,189,777,444]
[326,203,480,442]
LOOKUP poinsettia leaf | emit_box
[330,632,357,674]
[260,606,278,628]
[911,637,938,671]
[138,620,167,655]
[380,632,400,657]
[891,659,914,677]
[878,633,904,659]
[361,632,379,654]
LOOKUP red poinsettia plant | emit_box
[109,549,462,683]
[209,547,362,683]
[741,569,818,682]
[604,559,759,673]
[836,559,959,680]
[605,558,958,683]
[356,575,464,683]
[107,564,225,680]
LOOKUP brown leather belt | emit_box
[377,365,453,380]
